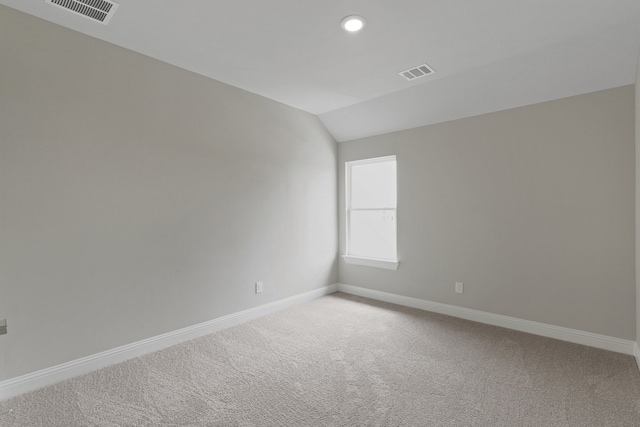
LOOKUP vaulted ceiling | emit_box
[2,1,640,141]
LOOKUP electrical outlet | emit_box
[0,319,6,335]
[255,281,263,294]
[455,282,464,294]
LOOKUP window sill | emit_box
[342,255,399,270]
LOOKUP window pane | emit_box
[350,160,396,209]
[349,209,396,260]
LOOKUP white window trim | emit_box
[344,155,399,270]
[342,255,399,270]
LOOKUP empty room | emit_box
[1,1,640,425]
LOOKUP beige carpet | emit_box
[1,292,640,426]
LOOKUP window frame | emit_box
[343,155,399,270]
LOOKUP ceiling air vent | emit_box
[399,63,435,81]
[45,0,119,24]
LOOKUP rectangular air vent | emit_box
[399,63,435,81]
[45,0,119,24]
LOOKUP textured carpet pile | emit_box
[1,293,640,426]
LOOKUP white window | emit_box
[344,155,398,270]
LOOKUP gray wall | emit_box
[636,47,640,346]
[339,86,636,340]
[0,7,338,381]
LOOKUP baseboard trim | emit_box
[0,284,338,401]
[337,283,636,356]
[634,343,640,370]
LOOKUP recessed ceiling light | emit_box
[341,15,366,32]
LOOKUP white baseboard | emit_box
[337,283,636,356]
[3,282,635,401]
[0,284,338,401]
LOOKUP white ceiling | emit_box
[2,0,640,141]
